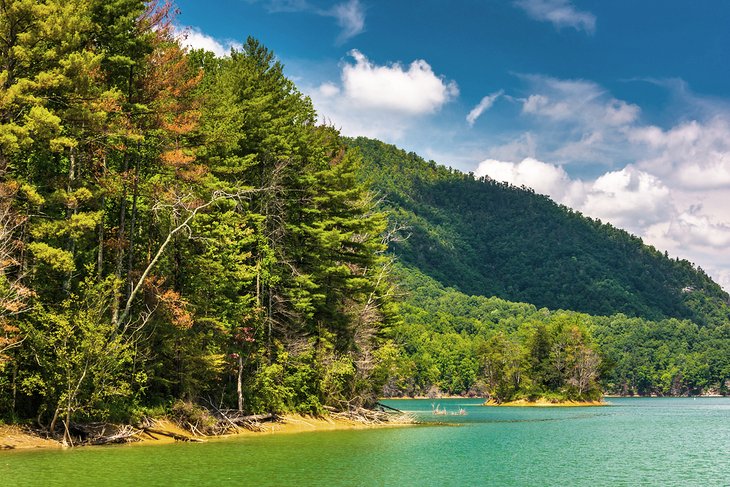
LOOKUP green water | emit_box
[2,398,729,486]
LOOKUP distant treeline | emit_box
[378,266,730,400]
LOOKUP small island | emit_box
[483,398,605,407]
[473,321,604,407]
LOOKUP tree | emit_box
[0,181,30,366]
[21,275,135,445]
[479,332,524,403]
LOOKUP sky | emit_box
[172,0,730,291]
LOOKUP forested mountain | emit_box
[345,137,730,400]
[348,137,730,325]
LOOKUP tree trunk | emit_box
[237,353,244,412]
[126,147,140,295]
[97,195,104,279]
[111,152,129,324]
[49,406,60,435]
[63,149,77,294]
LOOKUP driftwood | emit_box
[375,402,403,413]
[225,413,275,424]
[139,426,204,443]
[68,422,141,446]
[212,411,278,434]
[86,426,141,445]
[331,406,395,424]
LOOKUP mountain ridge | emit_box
[347,136,729,325]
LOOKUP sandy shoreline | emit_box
[0,414,414,451]
[484,398,606,407]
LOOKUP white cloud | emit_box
[174,26,241,57]
[667,207,730,250]
[713,269,730,293]
[514,0,596,34]
[521,76,640,128]
[475,158,672,231]
[487,132,538,162]
[472,152,730,290]
[306,51,457,141]
[581,167,672,228]
[467,90,504,126]
[630,118,730,190]
[318,82,341,97]
[338,50,458,115]
[475,157,571,199]
[508,75,644,165]
[550,131,603,161]
[328,0,366,44]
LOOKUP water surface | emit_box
[2,398,728,486]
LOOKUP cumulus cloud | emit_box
[581,167,672,228]
[478,75,730,290]
[472,151,730,289]
[667,206,730,250]
[174,26,241,57]
[338,50,459,114]
[514,0,596,34]
[713,269,730,293]
[630,118,730,190]
[306,50,458,140]
[467,90,504,126]
[318,82,341,97]
[474,157,571,199]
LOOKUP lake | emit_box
[2,398,729,486]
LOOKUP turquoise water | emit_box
[2,398,729,486]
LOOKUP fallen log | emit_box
[375,402,403,413]
[140,427,204,443]
[69,422,141,446]
[85,426,141,446]
[228,413,275,424]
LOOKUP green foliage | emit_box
[0,4,393,426]
[27,242,75,273]
[387,265,729,399]
[18,275,136,428]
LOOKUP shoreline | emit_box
[382,396,604,405]
[483,398,606,407]
[0,413,415,451]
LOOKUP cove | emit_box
[2,398,729,486]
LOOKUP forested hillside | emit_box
[0,1,394,438]
[380,265,730,399]
[348,137,730,324]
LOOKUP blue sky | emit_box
[174,0,730,290]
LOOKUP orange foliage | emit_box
[159,289,194,330]
[144,277,194,329]
[142,28,203,172]
[161,148,195,167]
